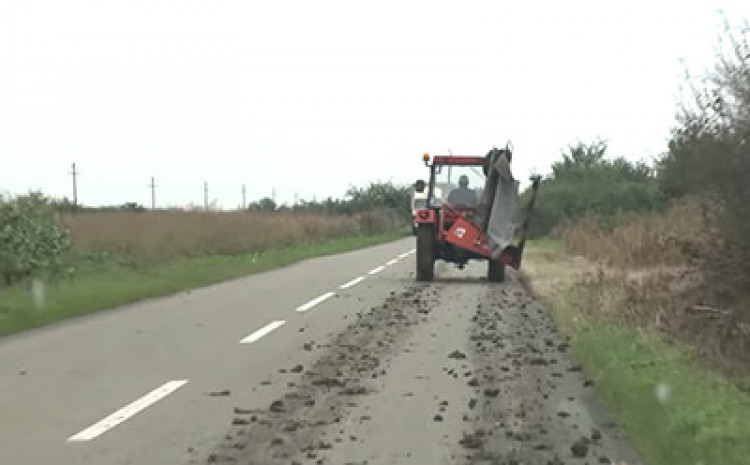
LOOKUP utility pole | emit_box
[294,191,299,206]
[272,187,276,203]
[149,177,157,209]
[69,163,80,212]
[204,182,209,211]
[241,184,247,210]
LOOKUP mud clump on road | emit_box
[269,400,286,413]
[453,278,644,465]
[571,437,589,457]
[198,271,643,465]
[203,285,434,464]
[206,390,231,397]
[448,349,468,359]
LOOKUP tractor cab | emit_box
[429,156,485,223]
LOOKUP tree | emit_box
[522,141,663,237]
[658,21,750,286]
[121,202,146,212]
[248,197,277,212]
[289,181,411,219]
[344,182,411,219]
[551,139,608,178]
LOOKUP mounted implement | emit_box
[413,148,541,282]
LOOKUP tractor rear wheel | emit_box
[488,259,505,283]
[416,224,435,282]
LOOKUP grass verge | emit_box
[522,240,750,465]
[0,229,409,337]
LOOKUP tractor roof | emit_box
[432,155,485,165]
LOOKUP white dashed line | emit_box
[386,259,398,266]
[368,265,385,275]
[399,249,416,258]
[339,276,365,289]
[67,380,188,442]
[240,320,286,343]
[296,291,336,312]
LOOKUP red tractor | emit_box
[413,148,541,282]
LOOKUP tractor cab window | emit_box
[431,164,485,208]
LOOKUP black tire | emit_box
[416,224,435,282]
[488,259,505,283]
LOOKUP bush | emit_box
[247,197,277,212]
[658,22,750,290]
[288,181,411,220]
[0,192,69,284]
[344,182,411,219]
[560,197,715,269]
[522,140,664,237]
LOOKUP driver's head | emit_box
[458,175,469,187]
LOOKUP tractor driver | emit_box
[446,174,478,209]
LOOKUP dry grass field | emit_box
[60,209,402,263]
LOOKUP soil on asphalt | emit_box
[200,268,644,465]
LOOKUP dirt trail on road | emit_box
[202,266,644,465]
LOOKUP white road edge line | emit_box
[67,380,188,442]
[386,259,398,266]
[296,291,336,312]
[339,276,365,290]
[368,265,385,275]
[408,248,416,254]
[240,320,286,343]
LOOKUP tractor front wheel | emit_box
[416,224,435,282]
[488,259,505,283]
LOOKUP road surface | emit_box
[0,237,643,465]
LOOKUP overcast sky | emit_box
[2,1,749,208]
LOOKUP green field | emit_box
[0,230,409,337]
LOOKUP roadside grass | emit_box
[521,236,559,254]
[522,240,750,465]
[0,229,409,337]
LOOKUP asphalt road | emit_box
[0,237,644,465]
